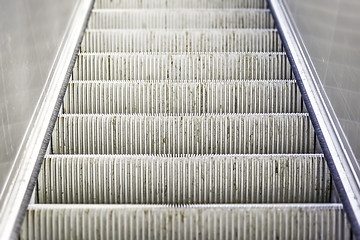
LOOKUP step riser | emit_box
[88,10,274,29]
[73,53,292,81]
[38,155,330,204]
[81,30,282,53]
[21,205,350,240]
[52,114,317,155]
[64,81,303,114]
[94,0,268,9]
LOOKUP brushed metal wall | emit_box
[284,0,360,163]
[0,0,77,195]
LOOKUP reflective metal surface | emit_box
[283,0,360,164]
[0,1,93,238]
[0,0,77,195]
[270,0,360,235]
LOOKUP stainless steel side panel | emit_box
[282,0,360,165]
[0,0,93,238]
[0,0,77,198]
[269,0,360,235]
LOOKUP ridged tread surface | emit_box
[88,9,274,29]
[93,0,268,9]
[52,114,318,155]
[63,80,303,114]
[81,29,282,53]
[20,0,352,238]
[38,154,330,204]
[21,204,350,240]
[73,53,292,81]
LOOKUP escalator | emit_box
[18,0,354,238]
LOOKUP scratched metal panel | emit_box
[283,0,360,166]
[0,0,77,196]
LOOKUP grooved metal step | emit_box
[93,0,268,9]
[88,9,274,29]
[73,53,292,81]
[63,80,303,114]
[81,29,282,53]
[21,204,350,240]
[20,0,353,238]
[38,154,330,204]
[52,114,318,155]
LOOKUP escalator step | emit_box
[21,204,350,240]
[80,29,282,53]
[51,113,318,155]
[63,80,303,114]
[93,0,268,9]
[88,9,274,29]
[72,53,292,81]
[37,154,330,204]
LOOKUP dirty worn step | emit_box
[81,29,282,53]
[37,154,330,204]
[20,204,350,240]
[88,9,274,30]
[51,113,318,155]
[72,53,292,81]
[94,0,267,9]
[63,80,303,114]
